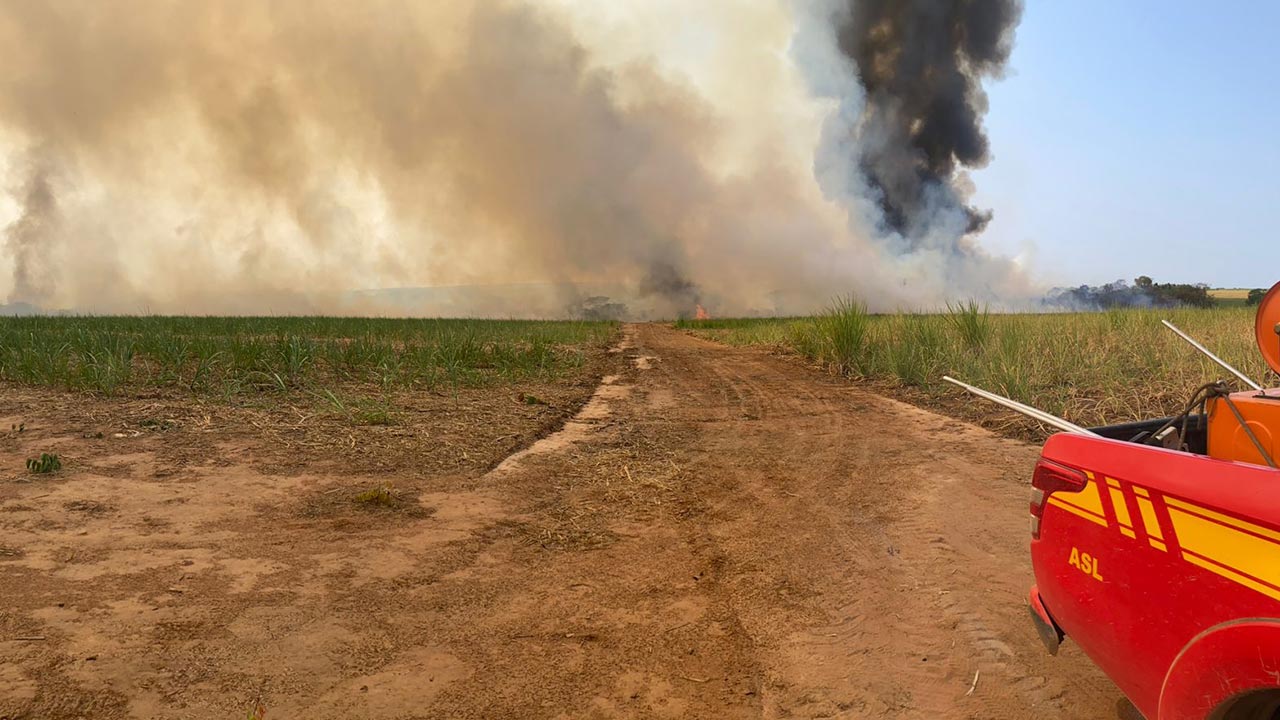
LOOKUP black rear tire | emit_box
[1210,690,1280,720]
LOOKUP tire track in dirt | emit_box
[610,324,1126,719]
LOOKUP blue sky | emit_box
[971,1,1280,290]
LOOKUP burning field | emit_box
[0,1,1219,716]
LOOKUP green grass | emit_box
[0,316,616,396]
[678,303,1275,428]
[26,453,62,474]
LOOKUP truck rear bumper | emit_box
[1028,586,1064,656]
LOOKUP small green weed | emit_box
[353,404,396,426]
[26,453,61,474]
[355,395,398,426]
[313,389,397,426]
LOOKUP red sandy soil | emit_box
[0,324,1128,719]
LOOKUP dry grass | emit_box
[678,305,1275,433]
[353,483,399,507]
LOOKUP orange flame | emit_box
[694,304,710,320]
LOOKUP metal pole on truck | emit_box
[942,376,1101,437]
[1160,320,1264,392]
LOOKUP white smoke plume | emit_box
[0,0,1034,317]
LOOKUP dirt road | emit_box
[1,323,1127,718]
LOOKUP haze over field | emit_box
[0,0,1030,317]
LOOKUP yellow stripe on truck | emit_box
[1106,478,1134,533]
[1165,496,1280,543]
[1182,551,1280,603]
[1168,503,1280,598]
[1076,473,1107,516]
[1047,496,1108,528]
[1135,496,1164,541]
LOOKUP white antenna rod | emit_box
[1160,320,1263,392]
[943,376,1100,437]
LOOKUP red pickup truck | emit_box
[1029,423,1280,719]
[954,292,1280,718]
[1026,290,1280,719]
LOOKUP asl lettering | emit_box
[1069,547,1104,581]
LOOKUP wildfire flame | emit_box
[694,304,710,320]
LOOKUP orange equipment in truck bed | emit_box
[1206,284,1280,467]
[1207,390,1280,466]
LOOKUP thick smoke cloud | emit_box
[833,0,1022,241]
[0,1,1036,317]
[4,152,58,306]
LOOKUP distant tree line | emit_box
[1049,276,1214,309]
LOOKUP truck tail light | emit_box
[1030,458,1088,539]
[1032,458,1088,495]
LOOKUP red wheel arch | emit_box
[1158,619,1280,720]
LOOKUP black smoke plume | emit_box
[835,0,1022,240]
